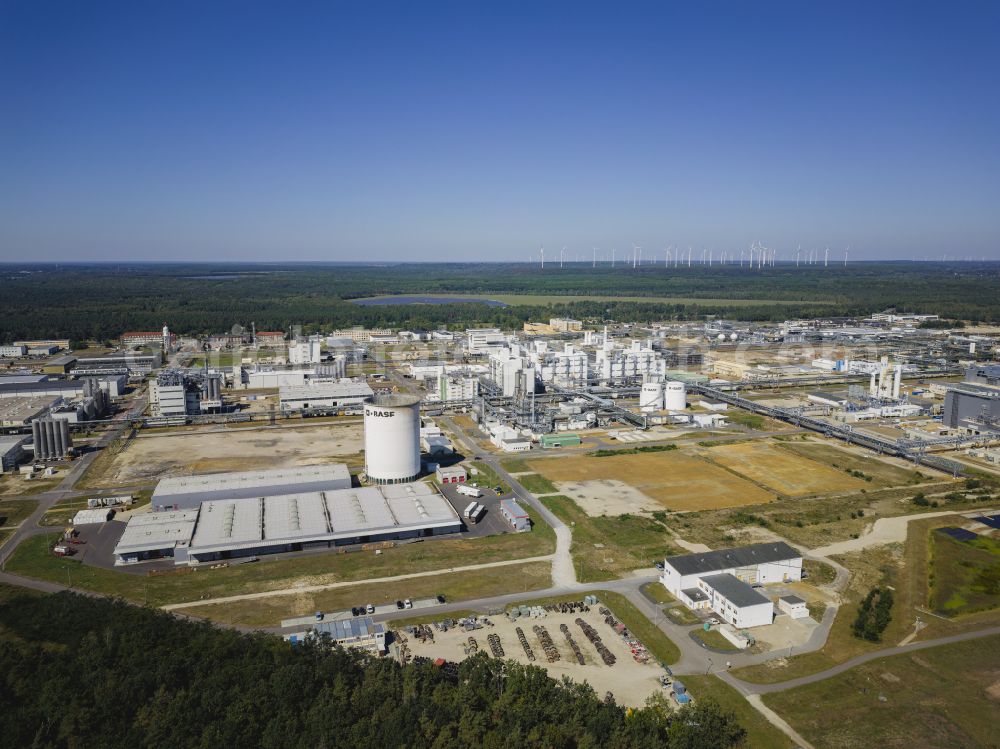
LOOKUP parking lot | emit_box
[437,482,520,539]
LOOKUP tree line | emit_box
[1,261,996,343]
[0,589,747,748]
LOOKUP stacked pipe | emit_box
[560,623,585,665]
[515,626,535,661]
[532,625,560,663]
[487,633,504,658]
[576,618,616,666]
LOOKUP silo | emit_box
[363,394,421,484]
[44,419,58,460]
[57,420,71,456]
[639,382,664,412]
[31,420,44,460]
[664,381,686,411]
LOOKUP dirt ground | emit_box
[704,441,867,497]
[556,479,662,516]
[89,422,365,484]
[401,606,667,707]
[533,451,775,513]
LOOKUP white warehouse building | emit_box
[661,542,802,628]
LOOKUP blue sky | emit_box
[1,1,998,261]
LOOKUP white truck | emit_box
[456,484,483,499]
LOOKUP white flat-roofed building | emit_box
[118,482,461,565]
[113,509,199,564]
[662,542,802,600]
[152,464,352,511]
[697,573,774,629]
[279,381,374,412]
[71,508,114,525]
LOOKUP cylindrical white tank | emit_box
[639,382,664,411]
[364,394,421,484]
[664,381,686,411]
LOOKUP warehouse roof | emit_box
[665,542,801,577]
[152,464,351,505]
[701,573,771,608]
[185,482,459,554]
[115,510,198,554]
[279,381,374,400]
[313,616,384,641]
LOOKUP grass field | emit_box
[680,675,795,749]
[763,634,1000,748]
[541,495,674,581]
[639,581,675,605]
[532,451,775,513]
[0,499,38,528]
[177,561,553,627]
[777,441,927,488]
[704,441,868,497]
[929,531,1000,617]
[5,507,555,608]
[691,628,740,651]
[597,591,681,665]
[515,473,558,495]
[0,475,61,497]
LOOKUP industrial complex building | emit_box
[115,480,461,565]
[660,542,803,629]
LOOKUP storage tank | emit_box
[664,381,686,411]
[364,394,421,484]
[639,382,664,412]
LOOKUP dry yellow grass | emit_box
[532,451,774,511]
[704,441,867,497]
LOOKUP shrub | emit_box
[852,586,894,642]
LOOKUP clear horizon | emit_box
[2,1,999,262]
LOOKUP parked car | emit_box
[707,617,720,626]
[654,562,665,571]
[395,600,404,610]
[315,611,324,621]
[351,607,360,617]
[404,599,412,609]
[436,594,446,604]
[366,603,375,614]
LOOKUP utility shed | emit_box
[541,433,581,448]
[778,595,809,619]
[72,508,114,525]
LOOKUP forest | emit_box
[0,588,747,748]
[1,261,997,343]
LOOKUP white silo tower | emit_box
[664,381,686,411]
[639,382,665,412]
[363,394,422,484]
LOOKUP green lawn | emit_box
[500,458,532,473]
[763,634,1000,749]
[640,581,675,605]
[0,499,38,528]
[516,473,558,495]
[691,628,740,652]
[680,675,795,749]
[541,495,674,581]
[929,530,1000,617]
[5,508,555,608]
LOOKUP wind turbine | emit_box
[796,245,801,267]
[844,245,850,266]
[824,246,829,267]
[540,245,545,269]
[560,246,565,268]
[593,247,597,268]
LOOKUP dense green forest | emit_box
[0,589,746,748]
[1,262,997,342]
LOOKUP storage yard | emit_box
[399,600,669,707]
[85,421,365,485]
